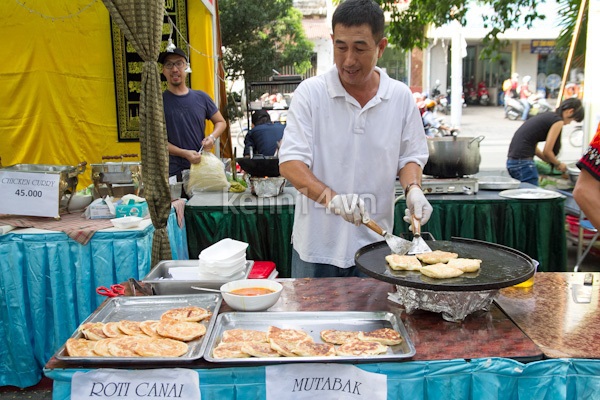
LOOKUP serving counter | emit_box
[44,276,600,399]
[0,206,187,388]
[185,185,567,277]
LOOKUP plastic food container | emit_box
[110,216,143,229]
[199,239,249,263]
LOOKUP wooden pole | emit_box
[557,0,587,102]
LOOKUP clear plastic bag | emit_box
[187,152,230,193]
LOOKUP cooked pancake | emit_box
[134,338,189,357]
[161,306,212,322]
[66,338,97,357]
[93,338,116,356]
[358,328,403,346]
[117,320,148,337]
[292,340,336,357]
[241,341,281,358]
[222,328,268,343]
[416,250,459,264]
[212,342,250,359]
[385,254,422,271]
[267,326,311,343]
[420,263,464,279]
[320,329,360,345]
[102,322,126,338]
[156,320,206,342]
[80,322,108,341]
[139,320,162,338]
[269,338,298,357]
[107,337,144,357]
[446,258,482,273]
[336,340,388,356]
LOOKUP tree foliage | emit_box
[219,0,314,83]
[555,0,587,68]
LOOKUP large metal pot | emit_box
[423,136,485,178]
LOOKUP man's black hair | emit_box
[332,0,385,41]
[252,110,271,126]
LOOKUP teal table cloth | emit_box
[0,208,186,388]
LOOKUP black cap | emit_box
[158,47,188,64]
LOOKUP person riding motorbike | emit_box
[422,100,455,137]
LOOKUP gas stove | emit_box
[395,177,479,196]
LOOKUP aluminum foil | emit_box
[389,285,499,322]
[250,177,286,197]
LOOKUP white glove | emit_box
[403,187,433,230]
[326,194,369,226]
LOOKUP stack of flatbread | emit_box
[66,306,212,358]
[386,250,482,279]
[212,326,403,359]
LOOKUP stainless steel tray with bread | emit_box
[203,311,415,363]
[141,260,253,295]
[54,294,221,364]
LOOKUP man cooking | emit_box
[278,0,432,278]
[159,47,227,191]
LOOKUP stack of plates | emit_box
[198,238,249,279]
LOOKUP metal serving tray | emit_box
[142,260,253,295]
[203,311,415,363]
[54,294,221,364]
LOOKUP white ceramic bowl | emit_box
[220,279,283,311]
[110,216,143,229]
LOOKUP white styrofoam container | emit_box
[199,238,248,262]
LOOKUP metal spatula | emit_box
[363,219,412,255]
[408,215,432,254]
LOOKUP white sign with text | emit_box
[71,368,200,400]
[0,171,60,217]
[266,363,387,400]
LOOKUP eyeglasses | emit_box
[163,60,186,70]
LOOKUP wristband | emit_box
[208,134,216,141]
[405,182,422,195]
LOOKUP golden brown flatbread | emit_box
[212,342,250,359]
[93,338,116,356]
[102,322,126,338]
[66,338,97,357]
[269,339,298,357]
[292,340,336,357]
[241,341,281,357]
[320,330,360,345]
[446,258,482,273]
[420,263,464,279]
[139,320,162,338]
[222,329,268,343]
[416,250,459,264]
[107,337,144,357]
[385,254,422,271]
[267,326,311,343]
[358,328,403,346]
[156,320,206,342]
[161,306,212,322]
[134,338,189,357]
[117,320,148,337]
[80,322,108,341]
[336,340,388,356]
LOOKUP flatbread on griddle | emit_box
[134,338,189,357]
[358,328,403,346]
[385,254,422,271]
[212,342,250,359]
[420,263,464,279]
[320,330,360,345]
[156,320,206,342]
[416,250,459,264]
[222,328,268,343]
[446,258,482,273]
[336,340,388,356]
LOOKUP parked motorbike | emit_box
[478,81,490,106]
[464,80,479,105]
[505,94,553,121]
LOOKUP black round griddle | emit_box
[355,237,535,291]
[236,157,280,177]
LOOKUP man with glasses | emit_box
[159,47,226,196]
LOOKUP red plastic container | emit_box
[249,261,277,279]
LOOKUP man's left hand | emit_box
[403,187,433,229]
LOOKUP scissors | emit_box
[96,284,126,298]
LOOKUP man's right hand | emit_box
[326,194,369,226]
[184,149,202,164]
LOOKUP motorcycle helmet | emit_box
[425,99,437,110]
[523,75,531,83]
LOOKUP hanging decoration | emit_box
[14,0,98,21]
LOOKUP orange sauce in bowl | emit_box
[230,287,275,296]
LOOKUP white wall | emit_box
[514,41,541,92]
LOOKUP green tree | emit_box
[219,0,314,83]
